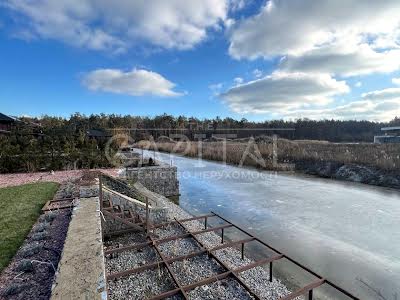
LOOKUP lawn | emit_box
[0,182,59,271]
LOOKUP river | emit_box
[143,150,400,300]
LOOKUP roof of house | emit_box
[0,113,15,123]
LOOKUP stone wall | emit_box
[102,186,167,234]
[125,162,179,197]
[101,174,145,201]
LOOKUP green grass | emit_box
[0,182,59,271]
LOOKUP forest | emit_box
[0,113,399,173]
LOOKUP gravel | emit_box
[107,267,177,299]
[170,254,225,286]
[153,224,186,239]
[157,238,201,258]
[188,278,253,300]
[105,176,298,300]
[104,231,147,250]
[106,245,160,273]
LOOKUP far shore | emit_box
[135,140,400,190]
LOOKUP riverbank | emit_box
[135,139,400,189]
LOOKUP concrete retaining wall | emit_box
[125,162,179,197]
[51,194,107,300]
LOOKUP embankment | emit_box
[136,139,400,189]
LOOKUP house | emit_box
[0,112,16,134]
[374,126,400,143]
[86,129,112,141]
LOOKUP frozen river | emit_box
[143,150,400,299]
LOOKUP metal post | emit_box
[241,243,244,260]
[145,196,149,236]
[204,217,207,229]
[269,261,273,282]
[308,289,313,300]
[221,228,224,244]
[99,175,103,208]
[99,175,104,240]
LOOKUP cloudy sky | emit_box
[1,0,400,121]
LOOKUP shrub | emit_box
[33,222,49,233]
[19,244,42,258]
[1,283,26,296]
[44,211,57,222]
[32,231,47,241]
[15,259,34,272]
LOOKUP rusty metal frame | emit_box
[103,212,360,300]
[41,196,76,212]
[99,173,359,300]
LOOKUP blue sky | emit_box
[1,0,400,121]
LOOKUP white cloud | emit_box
[229,0,400,59]
[4,0,229,52]
[355,82,362,88]
[82,68,183,97]
[285,87,400,121]
[233,77,244,85]
[219,72,349,114]
[252,69,263,78]
[362,87,400,101]
[280,43,400,77]
[392,77,400,86]
[228,0,400,78]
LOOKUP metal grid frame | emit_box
[103,211,360,300]
[42,197,76,212]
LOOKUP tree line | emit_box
[0,113,398,173]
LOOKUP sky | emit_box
[1,0,400,122]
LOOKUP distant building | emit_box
[86,129,112,141]
[374,126,400,143]
[0,112,16,134]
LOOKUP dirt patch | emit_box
[0,169,118,188]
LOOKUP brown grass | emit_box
[136,139,400,171]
